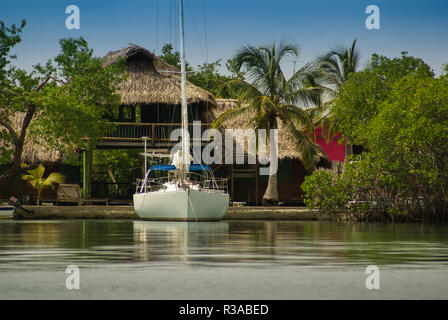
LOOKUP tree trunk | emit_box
[0,104,37,184]
[262,172,279,206]
[0,76,49,184]
[341,142,353,175]
[0,137,25,184]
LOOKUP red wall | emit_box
[314,128,345,162]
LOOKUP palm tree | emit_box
[22,164,65,205]
[312,39,361,159]
[317,39,360,93]
[213,41,326,205]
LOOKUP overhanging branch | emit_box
[0,119,19,143]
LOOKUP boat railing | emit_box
[203,178,228,193]
[186,172,228,193]
[136,176,177,193]
[136,173,228,194]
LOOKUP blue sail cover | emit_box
[150,165,176,171]
[189,164,211,171]
[150,164,211,171]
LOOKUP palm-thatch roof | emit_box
[212,98,326,161]
[2,114,64,164]
[103,45,216,106]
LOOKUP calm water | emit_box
[0,219,448,299]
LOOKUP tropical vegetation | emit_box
[310,39,361,162]
[0,20,126,184]
[303,53,448,222]
[22,164,65,205]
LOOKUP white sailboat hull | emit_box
[133,189,229,221]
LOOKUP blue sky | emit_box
[1,0,447,77]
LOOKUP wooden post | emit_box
[231,164,234,203]
[82,150,89,198]
[152,124,155,143]
[82,150,93,199]
[87,150,93,198]
[255,161,259,206]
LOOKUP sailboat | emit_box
[133,0,229,221]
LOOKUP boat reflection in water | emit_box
[132,221,230,264]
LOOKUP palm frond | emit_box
[211,106,251,129]
[281,117,327,170]
[234,41,299,99]
[22,164,65,191]
[218,79,263,102]
[315,38,360,90]
[42,172,65,189]
[279,104,314,133]
[22,164,45,181]
[286,63,324,107]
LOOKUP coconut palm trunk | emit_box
[262,172,279,205]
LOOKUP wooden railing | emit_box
[102,122,212,142]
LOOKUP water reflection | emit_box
[0,220,448,271]
[132,221,229,263]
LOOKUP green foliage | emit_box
[369,51,434,79]
[0,20,126,178]
[225,58,246,79]
[187,59,233,97]
[303,53,448,222]
[159,43,235,97]
[0,19,26,74]
[92,149,143,183]
[442,63,448,80]
[27,38,126,162]
[332,52,434,145]
[303,155,411,222]
[159,44,185,70]
[316,39,361,94]
[22,164,65,205]
[302,169,351,220]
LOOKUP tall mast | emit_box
[179,0,189,180]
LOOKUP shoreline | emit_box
[7,205,325,221]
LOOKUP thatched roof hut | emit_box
[2,45,218,165]
[103,45,216,107]
[21,139,63,164]
[212,98,327,162]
